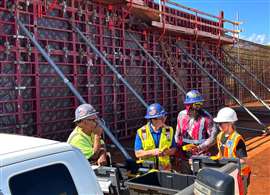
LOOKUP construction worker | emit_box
[134,103,177,171]
[174,90,216,173]
[213,107,251,195]
[67,104,108,166]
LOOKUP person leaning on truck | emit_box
[213,107,251,195]
[134,103,177,171]
[67,104,108,166]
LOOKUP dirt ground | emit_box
[236,103,270,194]
[248,146,270,195]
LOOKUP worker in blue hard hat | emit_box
[134,103,177,171]
[175,90,217,173]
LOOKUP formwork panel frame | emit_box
[0,0,239,140]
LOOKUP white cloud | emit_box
[243,33,270,45]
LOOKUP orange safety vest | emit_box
[216,131,251,176]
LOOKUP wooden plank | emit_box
[152,21,233,43]
[247,135,270,152]
[126,0,144,6]
[248,138,270,159]
[128,3,160,22]
[93,0,125,4]
[246,135,266,146]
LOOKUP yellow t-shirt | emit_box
[67,126,104,159]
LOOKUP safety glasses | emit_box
[192,102,203,109]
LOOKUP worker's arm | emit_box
[174,112,183,145]
[161,134,177,156]
[135,149,161,158]
[92,126,106,153]
[91,133,107,165]
[236,139,248,164]
[93,134,102,153]
[162,147,176,156]
[198,122,219,152]
[240,157,248,164]
[134,133,161,158]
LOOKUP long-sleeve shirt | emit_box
[198,123,219,152]
[175,109,219,152]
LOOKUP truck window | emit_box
[9,163,78,195]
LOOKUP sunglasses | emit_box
[192,102,203,108]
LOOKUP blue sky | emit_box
[169,0,270,45]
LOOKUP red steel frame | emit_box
[0,0,238,141]
[223,41,270,105]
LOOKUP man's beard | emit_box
[188,109,200,119]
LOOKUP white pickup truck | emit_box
[0,133,103,195]
[0,133,240,195]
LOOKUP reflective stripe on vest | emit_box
[137,123,173,170]
[217,131,240,158]
[182,117,206,145]
[217,131,251,176]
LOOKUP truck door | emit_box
[1,150,102,195]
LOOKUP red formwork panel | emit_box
[0,0,226,141]
[223,41,270,105]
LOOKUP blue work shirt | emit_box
[134,123,177,151]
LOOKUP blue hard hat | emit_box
[145,103,167,119]
[184,90,204,104]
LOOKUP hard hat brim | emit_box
[144,112,168,119]
[213,117,237,123]
[73,112,99,122]
[184,99,204,104]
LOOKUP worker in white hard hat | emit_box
[67,104,108,166]
[213,107,251,195]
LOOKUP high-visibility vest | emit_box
[67,126,105,159]
[216,131,251,176]
[137,123,174,170]
[177,109,211,145]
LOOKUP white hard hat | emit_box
[213,107,238,123]
[74,104,99,122]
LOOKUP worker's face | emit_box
[82,115,100,134]
[186,102,203,117]
[218,122,234,134]
[152,116,167,128]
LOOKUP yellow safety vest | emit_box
[216,131,251,176]
[137,123,173,170]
